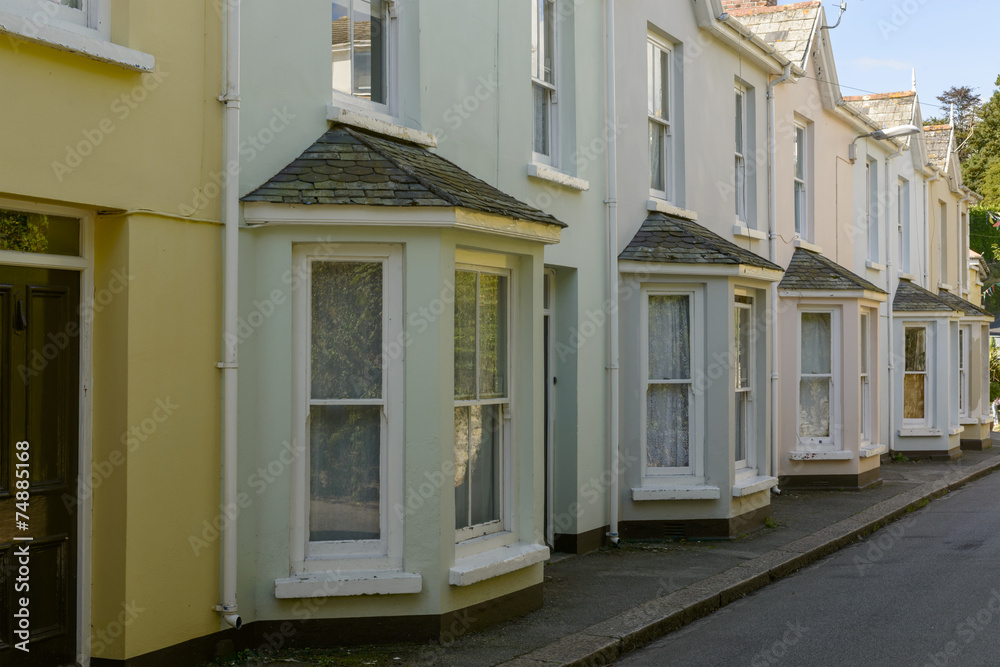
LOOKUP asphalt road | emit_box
[618,471,1000,667]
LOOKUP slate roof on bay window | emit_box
[242,125,566,228]
[935,288,992,317]
[923,124,952,171]
[778,248,886,293]
[726,1,821,68]
[619,212,781,271]
[893,279,959,312]
[842,91,916,130]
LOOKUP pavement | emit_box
[409,436,1000,667]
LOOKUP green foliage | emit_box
[963,75,1000,208]
[969,207,1000,314]
[991,338,1000,402]
[0,209,49,253]
[937,85,981,161]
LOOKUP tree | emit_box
[937,85,981,160]
[0,210,48,253]
[963,76,1000,208]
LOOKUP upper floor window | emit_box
[898,178,910,274]
[793,124,807,238]
[648,35,673,201]
[2,0,105,36]
[531,0,557,164]
[867,159,879,262]
[735,86,747,224]
[939,201,949,285]
[332,0,393,113]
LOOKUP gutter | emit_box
[215,0,242,631]
[605,0,620,546]
[767,63,794,492]
[710,13,802,77]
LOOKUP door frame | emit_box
[0,197,93,666]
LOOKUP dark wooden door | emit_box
[0,266,79,666]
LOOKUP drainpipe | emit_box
[885,141,905,453]
[215,0,242,631]
[605,0,620,546]
[925,170,939,287]
[767,64,792,492]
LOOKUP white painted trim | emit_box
[778,289,887,302]
[860,444,887,458]
[646,198,697,221]
[731,476,778,497]
[733,224,767,241]
[527,163,589,191]
[274,570,422,598]
[0,249,87,269]
[794,238,823,254]
[959,418,979,426]
[898,427,943,437]
[618,260,783,282]
[865,260,886,271]
[0,8,153,71]
[898,272,916,281]
[449,542,549,586]
[326,105,436,147]
[631,485,721,501]
[938,282,954,291]
[789,450,854,461]
[981,415,993,425]
[948,426,964,436]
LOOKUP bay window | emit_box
[454,267,509,541]
[531,0,557,163]
[903,326,927,424]
[799,311,834,447]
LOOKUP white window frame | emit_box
[860,310,871,444]
[735,85,748,224]
[898,178,911,274]
[331,0,398,118]
[793,123,808,238]
[797,309,838,451]
[903,324,929,428]
[1,0,107,38]
[531,0,558,166]
[640,286,704,481]
[959,325,970,418]
[939,201,948,286]
[648,34,674,202]
[867,159,879,262]
[290,243,404,574]
[734,291,755,475]
[454,253,515,548]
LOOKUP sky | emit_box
[818,0,997,122]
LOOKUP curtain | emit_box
[649,295,690,380]
[647,385,690,468]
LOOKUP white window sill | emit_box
[274,569,422,599]
[527,163,590,191]
[938,282,953,291]
[898,427,942,437]
[632,484,721,501]
[789,450,854,461]
[647,198,698,221]
[860,444,887,458]
[960,417,979,426]
[0,9,154,71]
[733,224,767,241]
[948,426,963,436]
[898,272,916,281]
[865,260,886,271]
[449,542,549,586]
[732,475,778,497]
[327,105,437,147]
[981,415,993,425]
[794,238,823,253]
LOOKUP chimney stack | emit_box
[722,0,778,12]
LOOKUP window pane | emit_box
[531,0,540,78]
[649,295,690,380]
[794,127,804,179]
[454,271,477,400]
[543,272,551,310]
[800,313,831,375]
[735,306,750,389]
[735,91,744,153]
[454,405,501,528]
[647,384,689,468]
[542,0,555,84]
[332,1,352,96]
[736,155,746,219]
[860,313,869,374]
[799,378,830,437]
[658,49,669,121]
[904,374,925,419]
[905,328,926,372]
[479,273,508,399]
[735,391,747,462]
[647,42,655,116]
[533,83,550,156]
[309,405,381,541]
[0,209,80,256]
[311,261,383,400]
[794,182,805,235]
[649,123,664,191]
